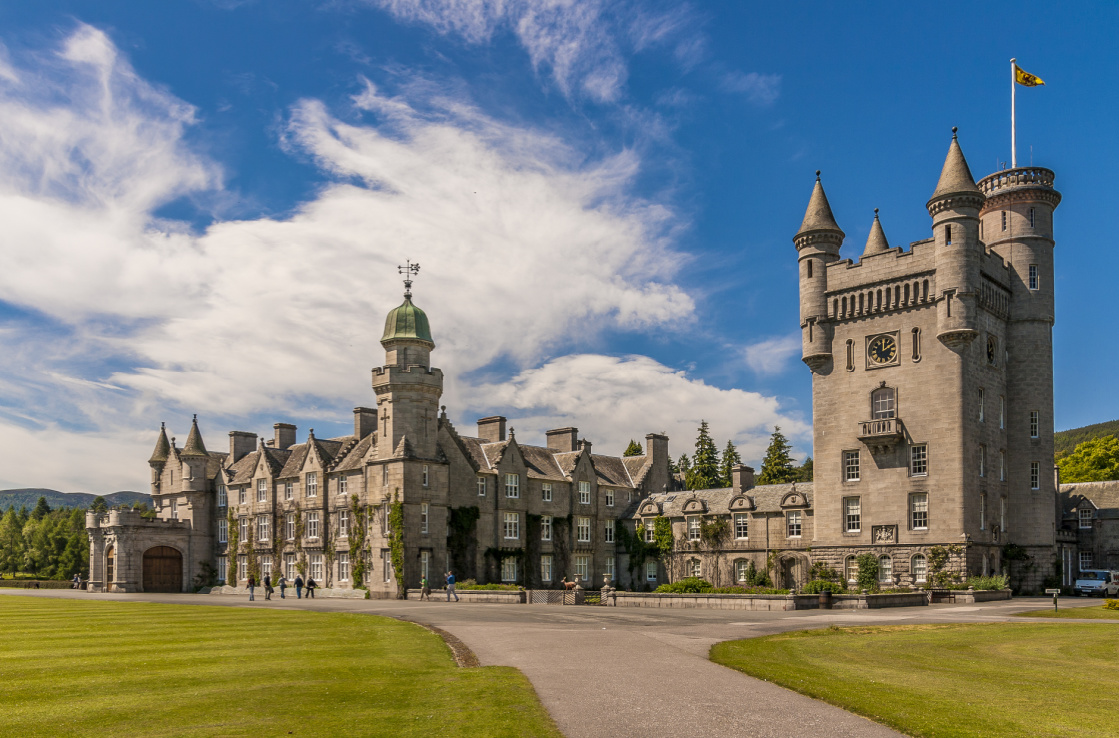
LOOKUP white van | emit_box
[1074,570,1119,597]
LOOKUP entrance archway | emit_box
[142,546,183,593]
[779,555,809,590]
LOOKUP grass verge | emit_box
[710,623,1119,738]
[0,595,560,737]
[1015,604,1119,619]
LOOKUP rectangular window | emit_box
[257,479,267,503]
[541,515,552,541]
[646,561,658,582]
[1029,264,1039,290]
[691,559,702,578]
[734,513,749,539]
[382,465,389,488]
[239,488,246,505]
[339,475,348,495]
[979,445,986,477]
[384,555,392,582]
[217,486,227,507]
[501,557,518,582]
[420,551,429,580]
[218,556,228,583]
[306,472,318,498]
[257,515,270,541]
[1030,411,1039,438]
[477,477,486,496]
[605,489,614,507]
[979,388,985,422]
[687,516,700,541]
[644,519,655,543]
[844,497,861,533]
[237,555,247,582]
[339,508,349,537]
[980,494,987,530]
[505,473,520,498]
[787,511,802,538]
[284,553,296,580]
[218,518,228,544]
[421,502,429,534]
[1001,498,1007,533]
[1080,551,1093,572]
[574,555,589,581]
[910,444,928,476]
[845,557,858,583]
[605,557,616,580]
[170,500,178,520]
[578,481,591,504]
[504,512,520,540]
[912,556,927,584]
[239,517,248,542]
[306,511,320,539]
[604,523,614,543]
[910,493,929,530]
[540,555,553,582]
[422,465,429,487]
[285,513,295,541]
[310,554,323,581]
[261,556,272,579]
[577,516,591,543]
[1079,508,1093,529]
[999,396,1005,430]
[999,450,1006,481]
[542,483,552,502]
[284,482,293,501]
[844,451,860,481]
[338,553,350,582]
[1030,461,1040,490]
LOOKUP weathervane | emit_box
[398,260,420,299]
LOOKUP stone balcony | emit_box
[858,417,903,454]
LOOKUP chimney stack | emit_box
[274,423,297,450]
[353,407,377,439]
[731,464,756,493]
[546,427,579,453]
[229,431,257,463]
[477,416,507,443]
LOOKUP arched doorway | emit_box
[105,547,115,587]
[142,546,183,593]
[779,555,809,590]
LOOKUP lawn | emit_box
[0,596,560,737]
[710,623,1119,738]
[1016,603,1119,619]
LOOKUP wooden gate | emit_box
[142,546,183,593]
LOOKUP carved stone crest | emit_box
[872,525,897,544]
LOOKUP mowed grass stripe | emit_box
[0,596,560,738]
[1015,604,1119,619]
[710,623,1119,738]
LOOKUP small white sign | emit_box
[1045,588,1060,594]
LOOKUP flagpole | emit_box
[1010,57,1017,169]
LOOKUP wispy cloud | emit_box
[742,334,801,375]
[719,70,781,106]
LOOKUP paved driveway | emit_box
[1,589,1099,738]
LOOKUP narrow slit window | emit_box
[911,327,921,361]
[807,259,813,278]
[1001,211,1007,231]
[846,340,854,372]
[945,224,952,245]
[1029,207,1035,227]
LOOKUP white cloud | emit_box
[466,353,809,465]
[719,70,781,106]
[743,334,802,375]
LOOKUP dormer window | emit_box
[1079,508,1093,529]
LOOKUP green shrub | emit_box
[801,579,846,594]
[708,585,789,595]
[809,561,841,582]
[966,574,1009,591]
[855,553,879,592]
[655,577,713,594]
[453,579,520,591]
[737,560,773,588]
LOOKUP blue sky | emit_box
[0,1,1114,492]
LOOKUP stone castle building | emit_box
[87,130,1073,596]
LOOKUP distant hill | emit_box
[0,489,150,512]
[1055,420,1119,460]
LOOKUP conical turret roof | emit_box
[930,128,981,201]
[796,172,844,236]
[181,415,208,457]
[862,209,890,257]
[149,423,171,465]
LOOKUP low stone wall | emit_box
[205,585,367,599]
[927,588,1012,604]
[610,591,930,610]
[406,588,526,604]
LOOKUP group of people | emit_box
[246,573,316,601]
[418,571,460,602]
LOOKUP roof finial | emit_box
[874,207,879,219]
[815,169,821,181]
[952,126,958,139]
[161,421,165,429]
[192,413,197,422]
[398,260,421,300]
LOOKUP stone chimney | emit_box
[229,431,257,463]
[353,407,377,439]
[477,416,506,443]
[731,464,756,493]
[578,439,593,454]
[274,423,297,450]
[546,427,579,453]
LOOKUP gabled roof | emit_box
[278,443,310,478]
[553,451,580,477]
[481,440,511,468]
[520,444,567,480]
[227,451,261,485]
[334,434,374,472]
[590,454,634,487]
[1059,481,1119,517]
[623,455,650,487]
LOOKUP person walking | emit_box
[445,571,458,602]
[263,574,273,600]
[419,576,431,601]
[294,574,303,599]
[278,574,287,599]
[247,574,256,601]
[306,577,317,599]
[71,573,80,589]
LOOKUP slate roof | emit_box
[334,434,374,472]
[796,175,843,236]
[590,454,633,487]
[632,482,814,518]
[623,455,650,486]
[1059,481,1119,519]
[456,436,492,472]
[930,131,981,201]
[862,210,890,257]
[519,444,567,481]
[553,451,580,477]
[181,417,208,457]
[227,451,261,485]
[149,425,171,464]
[278,443,310,478]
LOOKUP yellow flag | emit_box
[1015,64,1045,87]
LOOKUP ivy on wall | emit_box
[349,494,369,589]
[447,506,480,581]
[226,510,238,584]
[388,492,405,599]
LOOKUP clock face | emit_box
[987,336,997,364]
[868,335,898,365]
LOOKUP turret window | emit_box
[945,224,952,245]
[1029,264,1039,290]
[1030,461,1040,490]
[1030,411,1039,438]
[807,259,813,278]
[979,445,986,477]
[1029,207,1035,227]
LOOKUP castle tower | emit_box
[927,128,985,348]
[179,415,209,493]
[978,164,1061,561]
[148,423,171,492]
[372,264,443,461]
[794,171,845,371]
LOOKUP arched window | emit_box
[876,289,882,310]
[911,554,927,584]
[894,285,901,306]
[846,340,855,372]
[845,555,858,583]
[878,555,893,584]
[903,283,910,304]
[841,296,847,316]
[912,327,921,362]
[859,293,865,313]
[690,559,701,578]
[922,280,929,301]
[833,299,839,317]
[735,559,750,583]
[871,386,896,419]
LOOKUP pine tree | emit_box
[623,439,644,457]
[689,421,720,490]
[719,440,743,487]
[89,496,108,513]
[31,496,51,521]
[677,453,691,483]
[796,457,814,482]
[757,426,796,485]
